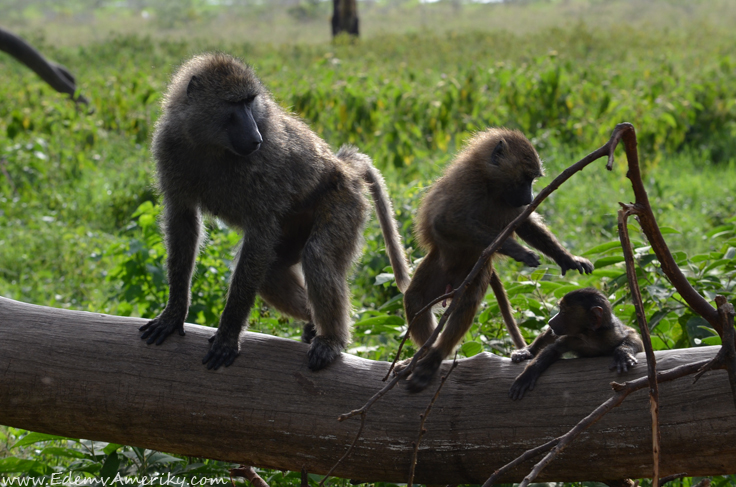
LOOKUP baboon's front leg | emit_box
[140,203,201,345]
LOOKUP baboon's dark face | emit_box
[184,61,264,158]
[223,96,262,157]
[487,135,543,207]
[548,299,576,336]
[549,289,609,335]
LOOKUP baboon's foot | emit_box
[139,313,185,345]
[202,332,240,370]
[307,335,343,371]
[405,350,443,393]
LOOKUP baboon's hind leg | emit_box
[302,191,366,371]
[258,263,315,343]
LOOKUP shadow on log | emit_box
[0,27,88,105]
[0,296,734,483]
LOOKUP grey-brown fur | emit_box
[509,287,644,400]
[398,128,593,392]
[139,53,410,371]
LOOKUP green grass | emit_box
[1,1,736,485]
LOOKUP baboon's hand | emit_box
[307,336,343,371]
[610,350,638,373]
[521,251,541,268]
[559,255,594,276]
[202,333,240,370]
[139,314,185,345]
[511,348,534,363]
[508,370,538,400]
[405,350,443,393]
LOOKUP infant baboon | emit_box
[398,128,593,392]
[508,287,644,400]
[139,53,410,371]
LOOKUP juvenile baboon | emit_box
[139,53,410,371]
[508,287,643,400]
[398,128,593,392]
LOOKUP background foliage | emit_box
[1,0,735,486]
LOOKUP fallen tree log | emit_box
[1,296,734,483]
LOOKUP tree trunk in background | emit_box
[332,0,359,37]
[1,296,735,484]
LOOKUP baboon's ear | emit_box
[491,139,506,165]
[590,306,604,329]
[187,75,201,97]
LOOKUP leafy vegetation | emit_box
[1,0,736,485]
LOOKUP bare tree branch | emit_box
[0,27,89,105]
[618,207,660,487]
[609,124,721,331]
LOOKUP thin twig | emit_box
[482,438,560,486]
[483,359,713,486]
[382,290,455,381]
[230,466,269,487]
[317,411,367,487]
[618,207,660,487]
[407,355,459,485]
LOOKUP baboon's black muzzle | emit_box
[228,105,263,157]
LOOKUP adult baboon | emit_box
[139,53,410,372]
[509,287,643,400]
[398,128,593,392]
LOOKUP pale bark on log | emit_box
[0,297,734,484]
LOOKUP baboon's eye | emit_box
[244,94,257,104]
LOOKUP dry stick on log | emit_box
[610,125,721,333]
[618,207,661,487]
[0,27,89,105]
[328,123,653,483]
[609,124,736,406]
[482,359,713,487]
[407,355,459,486]
[230,466,269,487]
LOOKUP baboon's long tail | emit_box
[337,145,411,293]
[489,266,527,349]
